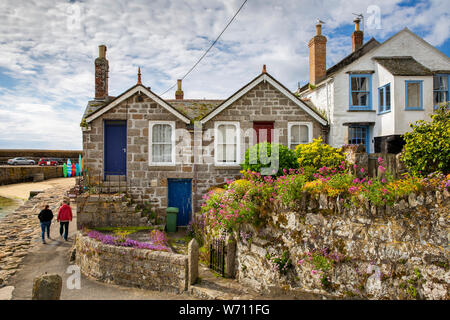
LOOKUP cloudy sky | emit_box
[0,0,449,150]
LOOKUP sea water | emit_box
[0,196,22,220]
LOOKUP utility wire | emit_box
[160,0,248,96]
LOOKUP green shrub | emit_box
[401,104,450,175]
[295,137,346,172]
[242,142,298,176]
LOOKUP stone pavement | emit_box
[5,199,195,300]
[189,265,331,300]
[0,181,75,290]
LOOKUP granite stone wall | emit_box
[235,190,449,300]
[76,194,150,229]
[75,232,189,293]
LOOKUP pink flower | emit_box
[311,270,318,275]
[368,180,373,185]
[378,157,384,164]
[378,165,386,173]
[360,167,365,173]
[381,178,387,183]
[298,259,304,265]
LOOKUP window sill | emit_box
[377,110,391,115]
[148,163,176,168]
[348,109,375,112]
[404,108,424,111]
[214,164,242,170]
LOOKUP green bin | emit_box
[166,207,179,232]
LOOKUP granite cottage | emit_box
[81,47,327,224]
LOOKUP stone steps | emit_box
[188,266,264,300]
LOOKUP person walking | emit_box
[38,205,53,244]
[57,199,73,241]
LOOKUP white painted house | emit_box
[298,19,450,153]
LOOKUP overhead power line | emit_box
[160,0,248,96]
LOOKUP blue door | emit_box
[104,121,127,176]
[168,179,192,226]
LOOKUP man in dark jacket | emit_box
[38,205,53,244]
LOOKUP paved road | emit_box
[0,177,76,200]
[8,206,195,300]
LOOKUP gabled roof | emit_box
[200,72,328,125]
[373,56,433,76]
[84,84,191,124]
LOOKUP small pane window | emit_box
[349,74,372,110]
[433,75,449,108]
[348,126,369,153]
[378,83,391,113]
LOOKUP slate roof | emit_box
[165,99,224,121]
[82,98,113,120]
[372,56,433,76]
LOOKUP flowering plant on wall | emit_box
[86,230,171,252]
[200,155,449,235]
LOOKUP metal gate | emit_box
[209,238,226,277]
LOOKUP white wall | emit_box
[394,75,434,134]
[375,64,395,137]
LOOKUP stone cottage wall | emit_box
[82,94,193,216]
[83,82,327,217]
[196,81,327,210]
[75,232,188,293]
[235,190,449,300]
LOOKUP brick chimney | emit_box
[352,18,364,52]
[175,79,184,100]
[308,23,327,85]
[95,45,109,100]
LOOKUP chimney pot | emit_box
[99,45,107,58]
[352,19,364,52]
[175,79,184,100]
[316,24,322,36]
[95,45,109,100]
[262,64,267,73]
[137,67,142,85]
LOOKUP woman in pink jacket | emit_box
[57,199,73,241]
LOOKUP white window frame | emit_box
[288,122,313,149]
[214,121,240,166]
[148,121,176,166]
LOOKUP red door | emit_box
[253,122,274,144]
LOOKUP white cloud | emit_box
[0,0,448,149]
